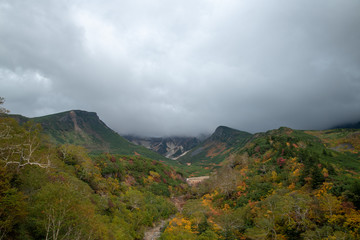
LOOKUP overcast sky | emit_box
[1,0,360,137]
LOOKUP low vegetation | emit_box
[2,98,360,240]
[160,127,360,239]
[178,126,253,176]
[0,103,185,239]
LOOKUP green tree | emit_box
[30,182,101,240]
[0,166,27,239]
[182,199,210,233]
[216,207,248,239]
[197,229,219,240]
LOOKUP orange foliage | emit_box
[206,143,227,158]
[165,216,193,233]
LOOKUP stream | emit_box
[143,176,209,239]
[143,195,185,240]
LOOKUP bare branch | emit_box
[0,117,51,169]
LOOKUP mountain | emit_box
[0,111,184,239]
[177,126,253,174]
[161,127,360,239]
[305,128,360,154]
[123,135,201,159]
[4,107,360,239]
[10,110,179,166]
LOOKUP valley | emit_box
[123,135,201,160]
[1,107,360,240]
[2,1,359,239]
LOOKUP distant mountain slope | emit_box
[164,127,360,239]
[123,135,201,159]
[10,110,179,166]
[305,128,360,154]
[178,126,252,174]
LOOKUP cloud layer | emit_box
[1,0,360,136]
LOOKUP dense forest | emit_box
[1,97,360,240]
[160,128,360,239]
[0,98,185,240]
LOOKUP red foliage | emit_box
[277,157,286,167]
[164,170,172,177]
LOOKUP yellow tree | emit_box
[30,181,103,240]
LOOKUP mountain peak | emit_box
[60,110,99,121]
[210,126,251,142]
[178,126,253,170]
[213,125,238,134]
[68,110,98,117]
[12,110,178,166]
[31,109,106,134]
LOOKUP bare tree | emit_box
[0,100,50,169]
[0,97,9,114]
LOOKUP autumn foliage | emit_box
[161,128,360,239]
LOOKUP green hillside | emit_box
[160,127,360,239]
[178,126,253,176]
[0,113,186,239]
[12,110,180,167]
[2,103,360,239]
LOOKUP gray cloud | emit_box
[1,0,360,137]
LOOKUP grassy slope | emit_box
[161,127,360,239]
[1,113,187,240]
[305,128,360,171]
[178,126,253,176]
[18,110,182,167]
[249,127,360,169]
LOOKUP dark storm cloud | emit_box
[1,0,360,136]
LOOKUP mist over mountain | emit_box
[2,101,360,239]
[177,126,253,175]
[123,135,201,160]
[1,0,360,136]
[1,1,360,239]
[9,110,179,166]
[331,120,360,130]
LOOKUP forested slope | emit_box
[2,97,360,240]
[9,110,181,167]
[178,126,252,176]
[0,112,186,240]
[160,127,360,239]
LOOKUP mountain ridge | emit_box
[177,126,253,175]
[9,110,180,166]
[8,110,257,173]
